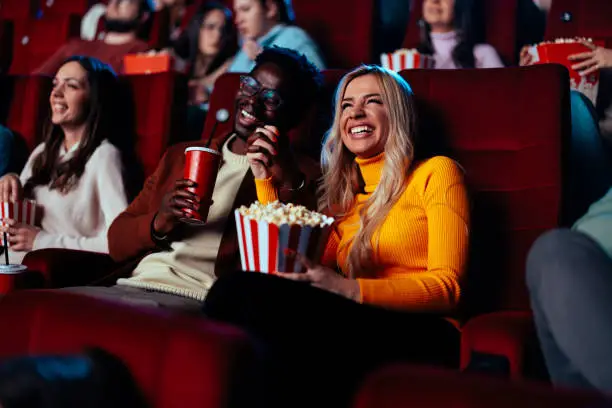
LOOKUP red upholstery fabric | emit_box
[402,0,519,65]
[460,311,542,379]
[0,74,51,151]
[0,290,259,408]
[0,0,36,20]
[40,0,91,17]
[545,0,612,41]
[353,365,606,408]
[399,65,570,315]
[121,72,188,178]
[0,20,13,73]
[293,0,375,68]
[9,14,81,75]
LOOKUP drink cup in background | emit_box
[0,264,28,294]
[181,147,221,225]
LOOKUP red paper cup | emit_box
[234,209,333,273]
[381,49,435,71]
[528,39,603,105]
[181,147,221,225]
[0,264,28,294]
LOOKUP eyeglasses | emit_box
[239,75,284,111]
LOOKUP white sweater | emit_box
[10,140,128,263]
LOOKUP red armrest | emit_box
[22,249,129,288]
[353,365,606,408]
[460,311,547,380]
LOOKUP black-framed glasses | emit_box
[239,75,284,111]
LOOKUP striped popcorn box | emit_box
[528,38,603,105]
[0,201,37,247]
[381,48,435,72]
[234,209,334,273]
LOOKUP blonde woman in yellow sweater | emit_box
[203,65,470,408]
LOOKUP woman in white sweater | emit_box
[0,56,130,263]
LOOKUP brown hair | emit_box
[24,56,121,196]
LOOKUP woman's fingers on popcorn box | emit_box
[568,51,594,61]
[284,249,316,269]
[274,271,313,283]
[579,39,598,51]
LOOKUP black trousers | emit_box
[203,272,459,408]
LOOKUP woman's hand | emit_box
[2,218,40,251]
[519,45,534,66]
[276,250,361,301]
[569,41,612,76]
[243,38,263,61]
[0,174,22,203]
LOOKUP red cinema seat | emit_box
[0,74,51,152]
[0,20,13,73]
[398,65,570,378]
[0,0,37,20]
[121,72,188,178]
[545,0,612,41]
[39,0,92,17]
[402,0,518,65]
[9,14,81,75]
[0,290,260,408]
[293,0,375,68]
[353,365,608,408]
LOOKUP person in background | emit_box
[0,57,130,264]
[58,47,321,313]
[417,0,504,69]
[374,0,412,55]
[204,65,470,408]
[81,2,108,40]
[0,125,14,178]
[35,0,152,75]
[229,0,325,73]
[0,348,148,408]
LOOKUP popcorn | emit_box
[237,201,334,228]
[234,202,334,273]
[380,48,435,72]
[528,37,602,105]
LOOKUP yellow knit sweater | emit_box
[255,154,470,312]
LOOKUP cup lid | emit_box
[184,147,221,155]
[0,264,27,274]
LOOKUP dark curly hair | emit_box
[417,0,484,69]
[253,46,323,128]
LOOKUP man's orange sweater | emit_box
[255,154,470,312]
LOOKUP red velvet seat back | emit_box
[121,72,187,178]
[402,0,519,65]
[293,0,375,68]
[0,74,51,152]
[354,365,605,408]
[0,0,37,20]
[545,0,612,41]
[9,15,81,75]
[40,0,92,17]
[399,65,570,315]
[0,291,258,408]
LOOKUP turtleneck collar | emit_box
[355,152,385,194]
[430,30,458,41]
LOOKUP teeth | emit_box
[241,109,256,120]
[350,126,373,135]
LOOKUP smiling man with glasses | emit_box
[61,47,322,313]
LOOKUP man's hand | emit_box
[153,179,200,236]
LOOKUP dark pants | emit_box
[527,229,612,392]
[203,272,459,408]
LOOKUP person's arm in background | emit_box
[81,3,107,40]
[474,44,505,68]
[274,27,326,70]
[33,145,128,253]
[532,0,552,13]
[0,126,14,178]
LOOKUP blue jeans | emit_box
[567,91,612,223]
[527,229,612,392]
[0,125,13,177]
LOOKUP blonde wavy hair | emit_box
[319,65,417,278]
